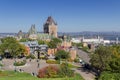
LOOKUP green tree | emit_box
[59,62,74,77]
[52,38,62,46]
[19,38,28,42]
[110,45,120,58]
[90,45,120,79]
[48,38,62,49]
[38,40,45,45]
[0,37,27,58]
[109,57,120,73]
[90,46,112,72]
[48,40,56,49]
[55,50,70,60]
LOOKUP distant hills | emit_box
[1,31,120,36]
[58,31,120,36]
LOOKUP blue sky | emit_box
[0,0,120,33]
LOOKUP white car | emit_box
[79,59,83,63]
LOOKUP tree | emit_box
[90,45,120,79]
[90,46,112,72]
[59,62,74,77]
[48,38,62,49]
[38,65,59,78]
[110,45,120,58]
[0,37,27,58]
[48,40,56,49]
[38,40,45,45]
[55,50,70,60]
[109,57,120,73]
[19,38,28,42]
[52,38,62,46]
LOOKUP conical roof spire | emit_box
[46,16,57,25]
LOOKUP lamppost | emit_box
[36,46,41,68]
[0,55,2,70]
[14,56,17,72]
[14,59,16,72]
[37,58,40,68]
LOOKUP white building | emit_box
[82,36,110,44]
[71,36,110,44]
[71,38,81,43]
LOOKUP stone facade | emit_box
[47,48,57,55]
[69,48,77,60]
[28,24,37,40]
[28,24,37,35]
[61,41,72,48]
[43,16,57,37]
[17,30,24,40]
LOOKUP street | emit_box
[77,49,90,64]
[73,47,95,80]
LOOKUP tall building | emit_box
[17,30,23,39]
[43,16,57,37]
[28,24,37,40]
[28,24,37,35]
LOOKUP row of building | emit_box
[17,16,57,40]
[71,36,110,44]
[16,16,76,60]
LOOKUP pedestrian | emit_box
[37,59,39,62]
[19,69,22,72]
[32,72,34,76]
[29,58,31,62]
[37,63,39,68]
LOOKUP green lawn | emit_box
[0,71,84,80]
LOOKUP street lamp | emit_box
[14,56,17,72]
[14,60,16,72]
[36,46,41,68]
[0,55,2,70]
[37,59,40,68]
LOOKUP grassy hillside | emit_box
[0,71,84,80]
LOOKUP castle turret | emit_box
[43,16,57,37]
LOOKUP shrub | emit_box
[0,63,3,66]
[59,63,75,77]
[67,63,78,68]
[99,71,120,80]
[67,58,74,62]
[55,50,70,60]
[46,59,60,64]
[37,65,59,78]
[74,58,79,63]
[26,54,35,59]
[14,60,26,66]
[40,55,47,59]
[37,63,75,78]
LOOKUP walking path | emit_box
[71,62,95,80]
[2,59,49,74]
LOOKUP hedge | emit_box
[46,60,60,64]
[14,60,26,66]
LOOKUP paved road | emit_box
[75,68,95,80]
[73,46,90,63]
[77,49,90,63]
[73,47,95,80]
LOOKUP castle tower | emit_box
[43,16,57,37]
[17,30,23,39]
[28,24,37,40]
[28,24,37,35]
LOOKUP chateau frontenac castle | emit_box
[17,16,57,40]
